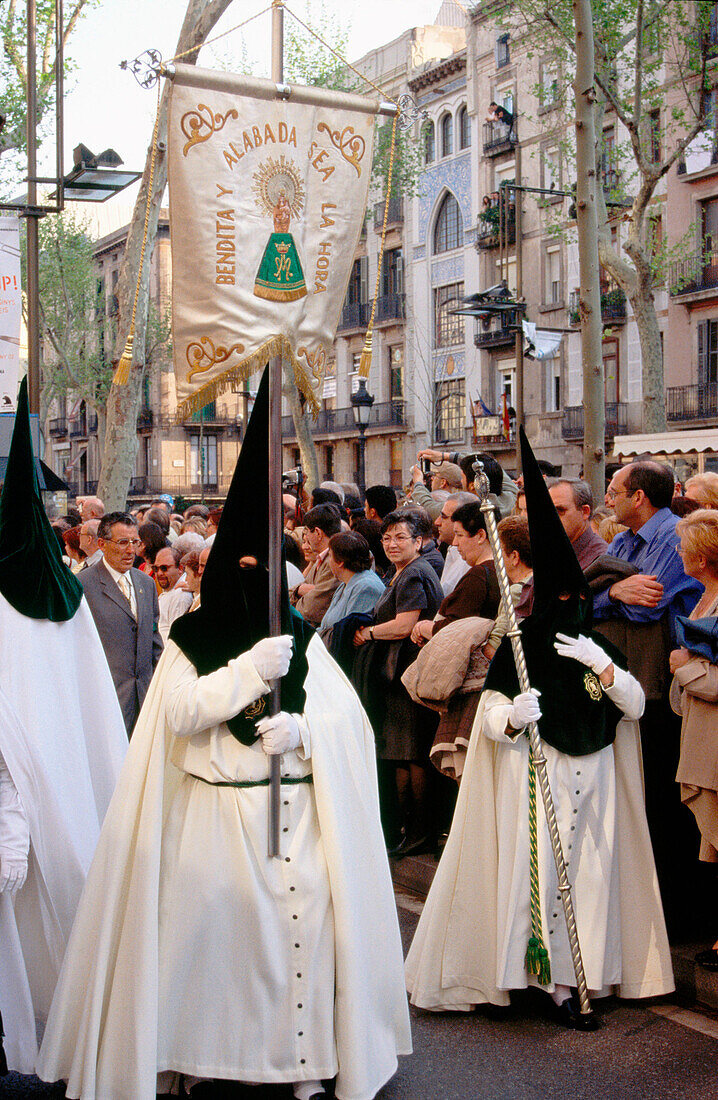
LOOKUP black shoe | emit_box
[555,996,600,1031]
[400,835,434,858]
[387,834,410,859]
[696,947,718,971]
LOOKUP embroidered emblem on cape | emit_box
[244,697,267,719]
[584,670,603,701]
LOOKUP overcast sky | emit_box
[54,0,450,180]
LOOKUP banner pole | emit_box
[267,0,285,859]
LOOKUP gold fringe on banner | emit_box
[174,334,321,423]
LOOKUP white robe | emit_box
[0,596,128,1072]
[405,665,674,1010]
[37,635,411,1100]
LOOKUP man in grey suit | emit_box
[79,511,163,735]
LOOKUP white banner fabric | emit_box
[0,216,22,412]
[168,65,379,418]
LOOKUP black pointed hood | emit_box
[484,427,625,756]
[170,368,312,744]
[519,425,589,616]
[0,377,82,621]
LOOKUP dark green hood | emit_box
[0,377,82,621]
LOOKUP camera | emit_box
[421,458,432,477]
[282,465,303,490]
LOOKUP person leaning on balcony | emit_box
[593,460,704,937]
[685,472,718,510]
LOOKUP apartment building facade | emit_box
[44,211,248,503]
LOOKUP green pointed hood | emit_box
[0,377,82,620]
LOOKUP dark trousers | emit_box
[640,699,716,940]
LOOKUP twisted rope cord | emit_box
[525,738,551,985]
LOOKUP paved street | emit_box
[2,896,717,1100]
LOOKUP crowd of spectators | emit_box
[50,451,718,964]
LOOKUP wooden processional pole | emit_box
[267,0,285,858]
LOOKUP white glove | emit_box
[507,689,542,730]
[256,711,302,755]
[249,635,293,681]
[0,849,27,893]
[554,633,612,675]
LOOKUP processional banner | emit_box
[168,64,379,419]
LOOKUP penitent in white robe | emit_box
[37,635,411,1100]
[0,596,127,1073]
[406,665,675,1010]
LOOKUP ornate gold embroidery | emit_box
[297,345,327,387]
[181,104,239,156]
[584,671,603,701]
[316,123,366,177]
[186,337,246,381]
[244,697,266,719]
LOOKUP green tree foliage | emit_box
[0,1,100,187]
[506,0,717,431]
[37,211,170,428]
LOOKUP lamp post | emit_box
[0,0,141,416]
[351,377,374,495]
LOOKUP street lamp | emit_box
[350,377,374,495]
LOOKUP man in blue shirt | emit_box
[594,459,703,937]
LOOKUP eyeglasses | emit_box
[154,564,174,572]
[381,533,415,545]
[105,537,142,549]
[606,487,634,501]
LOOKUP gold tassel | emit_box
[112,328,135,386]
[358,328,373,377]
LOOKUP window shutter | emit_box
[360,255,369,304]
[698,320,706,387]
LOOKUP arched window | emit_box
[458,105,470,150]
[424,120,435,164]
[433,193,463,254]
[440,113,453,158]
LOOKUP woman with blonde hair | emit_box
[670,508,718,972]
[685,472,718,509]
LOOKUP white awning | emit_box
[612,429,718,458]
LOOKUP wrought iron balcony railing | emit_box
[666,383,718,422]
[562,402,628,440]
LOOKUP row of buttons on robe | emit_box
[549,768,581,935]
[283,777,308,1066]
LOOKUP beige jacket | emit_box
[670,593,718,793]
[290,551,339,628]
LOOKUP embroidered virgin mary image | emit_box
[253,155,307,303]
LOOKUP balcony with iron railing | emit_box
[666,383,718,422]
[476,204,516,250]
[474,309,520,348]
[375,293,405,324]
[49,417,67,437]
[68,412,98,437]
[373,195,403,231]
[569,285,627,324]
[562,402,628,440]
[482,119,518,156]
[337,300,371,333]
[281,400,406,440]
[669,250,718,297]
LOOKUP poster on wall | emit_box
[0,215,22,412]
